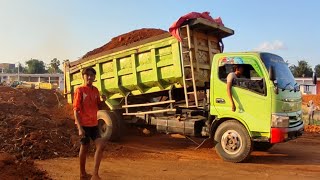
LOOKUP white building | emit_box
[295,78,319,95]
[0,73,64,90]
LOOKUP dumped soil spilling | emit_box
[0,87,77,160]
[0,86,76,179]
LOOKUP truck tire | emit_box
[253,142,274,151]
[97,110,120,142]
[214,120,252,163]
[113,110,124,138]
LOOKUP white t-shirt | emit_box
[308,102,316,114]
[227,72,237,83]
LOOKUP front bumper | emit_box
[270,122,304,144]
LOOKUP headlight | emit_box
[272,114,289,128]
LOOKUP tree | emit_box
[315,64,320,77]
[48,58,62,74]
[289,60,313,77]
[13,63,26,73]
[25,59,46,74]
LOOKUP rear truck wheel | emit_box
[253,142,274,151]
[113,110,124,138]
[214,120,252,163]
[97,110,121,142]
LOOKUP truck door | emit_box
[212,56,271,133]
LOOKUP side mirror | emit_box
[269,66,276,81]
[269,66,279,94]
[313,72,317,85]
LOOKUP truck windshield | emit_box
[260,53,297,91]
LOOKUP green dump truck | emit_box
[64,18,303,162]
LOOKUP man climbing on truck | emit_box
[73,67,106,180]
[226,58,245,112]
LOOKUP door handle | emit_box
[216,98,225,104]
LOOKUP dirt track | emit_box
[36,132,320,180]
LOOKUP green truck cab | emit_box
[64,18,303,162]
[209,52,303,162]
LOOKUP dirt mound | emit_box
[0,86,79,160]
[302,94,320,105]
[82,28,167,58]
[304,125,320,133]
[0,152,50,179]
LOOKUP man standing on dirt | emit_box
[73,67,106,180]
[307,100,316,125]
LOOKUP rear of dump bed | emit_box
[64,18,234,115]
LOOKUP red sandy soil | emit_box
[0,86,76,179]
[1,85,319,179]
[36,132,320,180]
[302,94,320,105]
[0,86,78,160]
[82,28,167,59]
[0,152,50,180]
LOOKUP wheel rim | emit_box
[221,130,242,155]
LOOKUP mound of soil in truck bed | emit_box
[82,28,168,59]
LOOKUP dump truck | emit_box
[64,18,303,162]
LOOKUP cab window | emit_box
[218,64,266,95]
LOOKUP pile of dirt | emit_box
[304,125,320,133]
[82,28,168,58]
[0,152,50,179]
[302,94,320,105]
[0,86,79,160]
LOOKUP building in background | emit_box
[0,73,64,90]
[0,63,15,73]
[295,78,320,95]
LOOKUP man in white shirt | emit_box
[308,100,316,125]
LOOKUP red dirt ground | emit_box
[0,86,77,179]
[82,28,167,58]
[1,86,320,179]
[36,132,320,180]
[0,86,78,160]
[0,152,49,180]
[302,94,320,105]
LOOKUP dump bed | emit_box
[64,18,234,109]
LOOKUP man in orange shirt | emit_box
[73,67,106,180]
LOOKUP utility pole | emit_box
[18,63,20,81]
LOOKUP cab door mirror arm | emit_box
[269,66,279,94]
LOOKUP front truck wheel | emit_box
[97,110,121,142]
[214,120,252,163]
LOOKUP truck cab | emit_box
[209,52,303,162]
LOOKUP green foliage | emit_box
[13,63,26,73]
[1,68,11,73]
[289,60,313,77]
[48,58,62,74]
[25,59,46,74]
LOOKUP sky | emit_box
[0,0,319,68]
